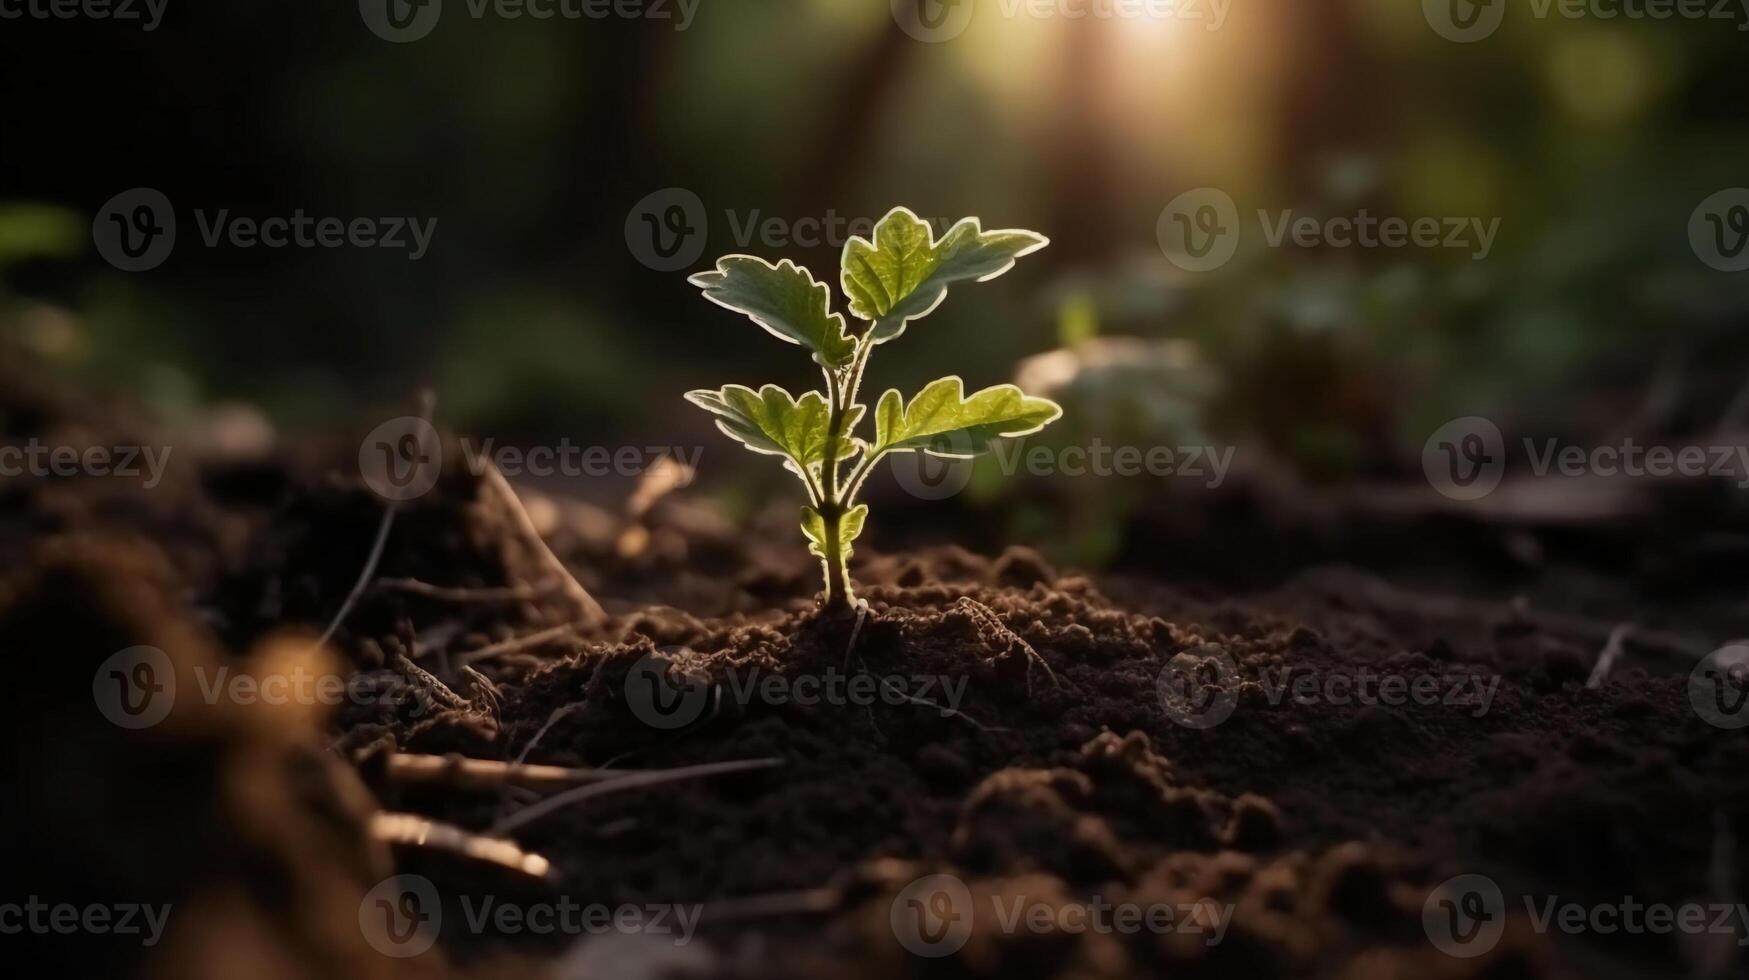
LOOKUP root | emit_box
[954,596,1061,693]
[315,390,434,651]
[489,757,784,836]
[1585,622,1634,689]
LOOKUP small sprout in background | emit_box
[685,207,1062,611]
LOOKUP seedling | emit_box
[685,207,1062,610]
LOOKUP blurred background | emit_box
[2,0,1748,576]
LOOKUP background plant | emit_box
[685,207,1061,609]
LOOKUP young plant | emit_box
[685,206,1062,611]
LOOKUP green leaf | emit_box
[690,256,857,368]
[685,384,862,470]
[800,503,869,559]
[873,377,1062,456]
[840,207,1048,343]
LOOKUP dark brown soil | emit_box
[4,379,1745,980]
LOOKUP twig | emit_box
[471,451,607,626]
[377,577,558,603]
[1586,622,1634,689]
[315,391,435,650]
[489,757,784,837]
[386,752,634,790]
[370,811,551,879]
[456,623,578,666]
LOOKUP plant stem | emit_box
[816,344,873,610]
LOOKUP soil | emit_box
[4,368,1746,980]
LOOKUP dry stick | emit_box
[393,653,469,711]
[377,577,558,603]
[489,757,785,837]
[456,623,578,667]
[472,451,607,626]
[701,887,841,924]
[1585,622,1635,689]
[370,811,552,879]
[313,391,436,651]
[386,752,635,790]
